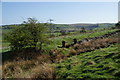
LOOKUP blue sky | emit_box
[2,2,118,25]
[118,1,120,21]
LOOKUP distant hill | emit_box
[69,24,99,30]
[69,23,115,30]
[1,23,116,30]
[97,23,115,29]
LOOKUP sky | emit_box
[1,0,119,2]
[1,2,119,25]
[118,1,120,21]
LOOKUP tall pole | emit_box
[48,19,54,36]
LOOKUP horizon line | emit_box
[1,22,117,26]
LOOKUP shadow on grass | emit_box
[2,51,14,63]
[2,48,41,63]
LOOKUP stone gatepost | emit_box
[62,41,65,48]
[73,39,77,44]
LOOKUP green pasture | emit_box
[1,29,118,53]
[43,29,118,51]
[56,43,120,78]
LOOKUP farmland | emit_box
[1,26,118,52]
[1,1,120,79]
[1,22,120,79]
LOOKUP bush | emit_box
[115,21,120,29]
[60,30,67,35]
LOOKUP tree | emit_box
[60,30,67,35]
[4,18,48,51]
[48,19,54,23]
[80,27,86,33]
[115,21,120,29]
[48,19,55,34]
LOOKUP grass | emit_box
[2,28,120,78]
[1,29,118,53]
[3,61,55,78]
[42,29,119,54]
[2,53,56,78]
[1,28,118,59]
[56,43,120,78]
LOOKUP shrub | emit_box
[115,21,120,29]
[80,27,86,33]
[60,30,67,35]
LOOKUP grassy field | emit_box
[2,28,120,79]
[43,29,118,53]
[56,43,120,78]
[1,29,118,53]
[2,38,119,78]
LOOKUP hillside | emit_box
[56,43,120,78]
[1,20,119,79]
[1,23,115,31]
[69,23,115,30]
[2,28,120,79]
